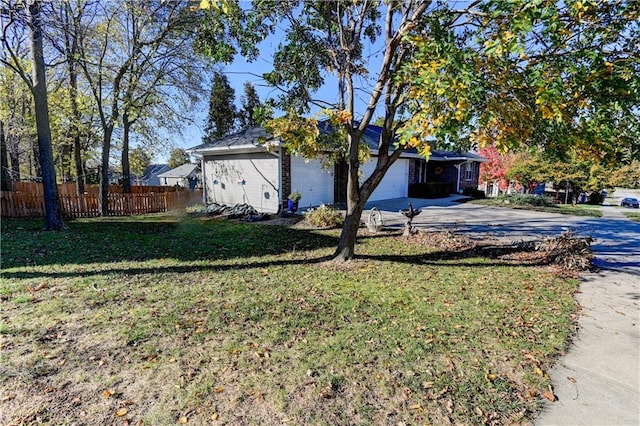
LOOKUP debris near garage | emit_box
[206,203,258,218]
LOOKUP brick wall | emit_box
[281,149,291,208]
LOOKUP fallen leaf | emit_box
[211,413,219,420]
[535,367,544,376]
[178,416,188,423]
[445,398,454,414]
[102,389,115,398]
[214,386,224,393]
[542,391,557,402]
[115,408,128,417]
[319,386,335,399]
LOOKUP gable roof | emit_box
[157,163,199,179]
[186,127,273,154]
[141,164,170,181]
[187,124,486,162]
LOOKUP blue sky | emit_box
[165,28,387,162]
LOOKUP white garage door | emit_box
[204,153,280,213]
[290,155,334,209]
[361,158,409,201]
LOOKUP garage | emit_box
[203,152,280,213]
[290,155,335,209]
[361,158,409,201]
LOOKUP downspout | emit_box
[195,154,205,204]
[455,163,462,193]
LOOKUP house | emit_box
[187,125,486,214]
[409,150,488,196]
[157,163,200,189]
[139,164,171,186]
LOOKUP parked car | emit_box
[620,197,640,208]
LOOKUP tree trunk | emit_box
[73,133,84,194]
[334,199,365,261]
[333,131,364,261]
[121,112,131,193]
[9,140,20,182]
[28,0,65,230]
[100,126,113,216]
[0,121,12,191]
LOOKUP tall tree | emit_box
[197,0,639,261]
[1,0,65,230]
[203,70,236,141]
[129,146,151,182]
[167,147,189,169]
[75,0,193,213]
[479,145,514,193]
[0,120,11,191]
[0,59,33,183]
[238,81,261,129]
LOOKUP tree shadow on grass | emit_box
[1,217,340,271]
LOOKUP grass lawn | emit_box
[623,210,640,221]
[471,197,602,217]
[1,214,579,425]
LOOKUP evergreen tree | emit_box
[238,81,261,130]
[204,71,236,141]
[167,147,190,169]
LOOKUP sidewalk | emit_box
[536,207,640,425]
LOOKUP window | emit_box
[415,160,428,183]
[464,162,474,181]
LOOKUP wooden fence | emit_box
[1,183,202,218]
[11,181,178,195]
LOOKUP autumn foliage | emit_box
[479,145,514,191]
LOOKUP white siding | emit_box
[361,158,409,201]
[290,155,334,208]
[203,152,280,213]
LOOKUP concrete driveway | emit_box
[364,196,640,425]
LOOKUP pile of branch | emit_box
[415,230,477,252]
[534,231,593,271]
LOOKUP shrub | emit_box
[587,191,605,205]
[462,187,486,199]
[304,204,344,228]
[186,204,207,216]
[496,194,556,207]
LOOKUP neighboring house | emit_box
[410,150,488,195]
[139,164,171,186]
[157,163,200,188]
[187,124,486,214]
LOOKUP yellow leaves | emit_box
[115,408,128,417]
[102,389,115,398]
[199,0,229,13]
[327,109,352,125]
[178,416,188,423]
[214,385,225,393]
